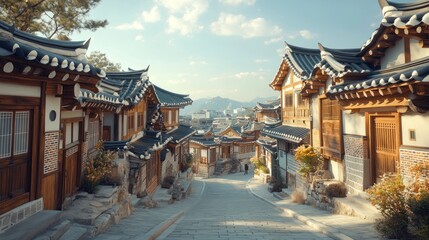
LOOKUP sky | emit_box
[71,0,393,102]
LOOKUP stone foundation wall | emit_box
[344,134,369,193]
[400,146,429,182]
[0,198,43,233]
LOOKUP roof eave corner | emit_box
[378,0,390,9]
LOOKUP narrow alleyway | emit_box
[95,174,332,240]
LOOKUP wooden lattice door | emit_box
[0,110,33,214]
[370,115,399,183]
[63,121,81,197]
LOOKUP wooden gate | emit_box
[370,114,400,183]
[0,110,33,214]
[62,120,82,198]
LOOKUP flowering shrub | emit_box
[367,174,409,239]
[250,156,269,174]
[294,145,323,177]
[82,141,115,193]
[366,163,429,239]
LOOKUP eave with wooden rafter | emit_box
[360,0,429,67]
[326,55,429,112]
[270,59,289,91]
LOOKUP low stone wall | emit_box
[0,198,44,233]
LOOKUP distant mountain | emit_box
[181,96,278,116]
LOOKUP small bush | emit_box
[408,193,429,239]
[161,176,176,189]
[367,174,409,238]
[294,145,323,177]
[291,190,305,204]
[375,213,410,239]
[82,141,115,193]
[325,182,347,198]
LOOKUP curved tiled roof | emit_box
[379,0,429,28]
[255,101,280,111]
[153,85,193,108]
[130,131,173,160]
[327,55,429,95]
[77,68,153,112]
[284,42,321,80]
[262,125,309,143]
[313,43,373,79]
[163,125,196,143]
[0,20,105,78]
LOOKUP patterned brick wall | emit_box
[44,132,59,174]
[400,146,429,182]
[343,134,370,193]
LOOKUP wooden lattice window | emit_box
[320,98,342,160]
[127,112,135,133]
[0,111,30,158]
[284,93,293,107]
[88,119,99,150]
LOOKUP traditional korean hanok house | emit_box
[264,43,320,190]
[301,43,373,184]
[0,20,104,231]
[323,0,429,193]
[76,69,168,195]
[254,98,281,122]
[217,123,258,170]
[152,85,195,181]
[190,129,219,178]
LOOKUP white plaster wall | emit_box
[328,160,344,181]
[401,112,429,147]
[61,109,83,119]
[410,38,429,61]
[123,114,127,137]
[381,38,405,69]
[343,112,365,136]
[0,82,40,97]
[45,94,61,132]
[311,95,319,130]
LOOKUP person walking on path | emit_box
[244,163,249,174]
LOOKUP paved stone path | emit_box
[159,174,331,240]
[93,173,380,240]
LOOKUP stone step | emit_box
[59,224,88,240]
[34,220,71,240]
[332,194,381,220]
[0,210,62,240]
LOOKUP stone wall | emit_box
[44,131,59,174]
[286,153,306,191]
[400,146,429,182]
[343,134,370,193]
[0,198,43,233]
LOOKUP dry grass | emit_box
[291,190,305,204]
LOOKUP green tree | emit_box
[87,51,122,72]
[0,0,108,40]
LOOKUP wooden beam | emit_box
[420,39,429,48]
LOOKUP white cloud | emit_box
[157,0,208,36]
[211,13,282,38]
[135,35,144,41]
[234,71,264,80]
[142,6,161,23]
[189,58,207,65]
[219,0,255,6]
[115,21,144,30]
[299,30,316,39]
[286,29,317,40]
[264,36,283,44]
[276,48,284,57]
